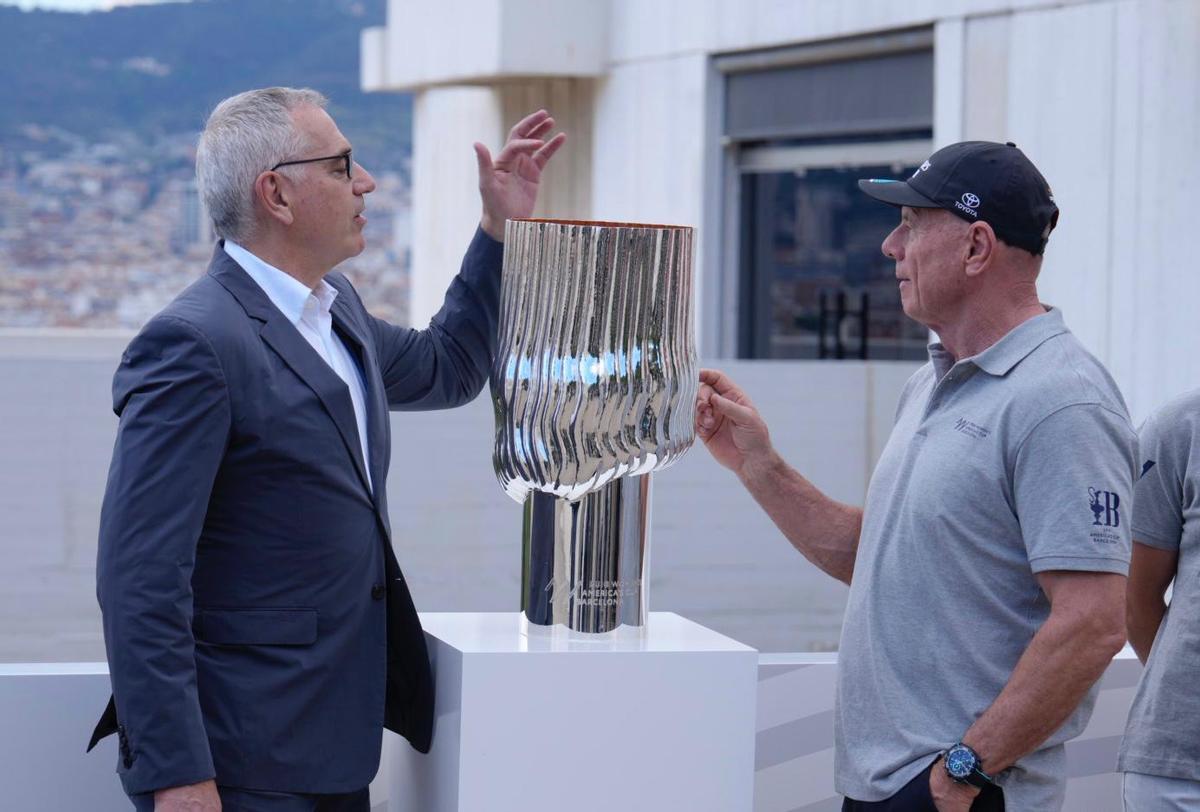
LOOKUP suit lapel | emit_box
[259,316,373,494]
[332,295,389,505]
[208,245,373,497]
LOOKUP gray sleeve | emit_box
[1013,402,1137,574]
[1131,411,1185,551]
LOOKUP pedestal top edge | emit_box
[0,662,110,676]
[418,611,758,655]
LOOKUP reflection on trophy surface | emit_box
[491,218,697,633]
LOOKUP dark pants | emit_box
[843,761,1005,812]
[131,786,370,812]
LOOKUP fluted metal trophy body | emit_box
[491,219,697,634]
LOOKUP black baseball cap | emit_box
[858,141,1060,255]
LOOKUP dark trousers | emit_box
[843,761,1005,812]
[131,786,370,812]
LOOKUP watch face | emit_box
[945,746,976,779]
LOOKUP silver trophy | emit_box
[491,218,697,633]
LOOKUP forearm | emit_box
[1126,593,1167,664]
[378,228,504,409]
[1125,543,1178,664]
[738,450,862,584]
[963,610,1124,774]
[429,226,503,339]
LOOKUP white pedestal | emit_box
[389,612,758,812]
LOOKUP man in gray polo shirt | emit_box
[1118,391,1200,809]
[696,142,1135,810]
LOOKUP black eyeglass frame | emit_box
[270,151,353,178]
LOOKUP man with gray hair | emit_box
[88,87,565,811]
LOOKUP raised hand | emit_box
[474,109,567,241]
[695,368,774,477]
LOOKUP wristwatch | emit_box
[943,742,996,790]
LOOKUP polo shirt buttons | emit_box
[371,583,386,601]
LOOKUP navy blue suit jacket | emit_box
[90,229,503,796]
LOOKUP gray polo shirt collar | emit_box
[928,306,1069,379]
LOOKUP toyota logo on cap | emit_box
[962,193,981,209]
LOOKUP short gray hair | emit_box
[195,87,328,242]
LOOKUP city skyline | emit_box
[0,130,413,330]
[0,0,415,331]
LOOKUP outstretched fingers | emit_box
[525,116,556,141]
[532,132,567,169]
[509,109,550,141]
[494,137,547,167]
[473,142,493,176]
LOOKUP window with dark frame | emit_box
[720,30,935,361]
[739,162,929,360]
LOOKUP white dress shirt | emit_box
[224,241,373,492]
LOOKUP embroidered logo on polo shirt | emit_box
[1088,488,1122,546]
[1089,488,1120,527]
[953,418,990,439]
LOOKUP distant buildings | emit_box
[169,179,211,254]
[0,133,412,329]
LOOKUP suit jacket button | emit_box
[371,583,386,601]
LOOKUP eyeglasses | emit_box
[271,151,353,179]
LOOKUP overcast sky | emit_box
[1,0,189,10]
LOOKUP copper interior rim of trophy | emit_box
[509,217,691,231]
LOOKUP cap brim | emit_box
[857,178,940,208]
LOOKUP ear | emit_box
[253,170,295,228]
[963,221,997,278]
